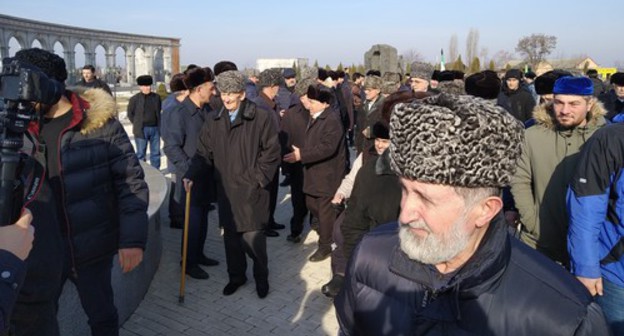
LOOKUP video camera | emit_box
[0,57,64,226]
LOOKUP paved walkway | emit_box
[119,118,340,336]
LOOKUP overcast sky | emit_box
[2,0,621,70]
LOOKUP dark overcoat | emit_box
[186,100,280,232]
[300,107,346,197]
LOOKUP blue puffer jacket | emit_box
[28,88,149,268]
[335,215,609,335]
[568,123,624,288]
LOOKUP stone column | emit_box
[144,47,153,77]
[163,47,172,83]
[105,53,116,84]
[64,50,76,84]
[126,52,135,85]
[85,51,96,67]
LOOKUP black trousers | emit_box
[223,229,268,285]
[331,211,347,276]
[289,164,308,237]
[268,170,279,225]
[181,204,209,267]
[10,252,117,336]
[306,195,336,250]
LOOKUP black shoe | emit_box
[265,229,279,237]
[279,176,291,187]
[256,281,269,299]
[199,255,219,267]
[308,248,332,262]
[321,275,344,298]
[286,234,302,243]
[186,265,209,280]
[223,279,247,296]
[269,222,286,230]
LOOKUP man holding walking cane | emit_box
[184,70,280,299]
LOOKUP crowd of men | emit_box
[3,46,624,335]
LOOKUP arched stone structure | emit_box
[0,14,180,85]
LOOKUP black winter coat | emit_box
[300,108,346,197]
[186,100,281,232]
[15,135,63,303]
[335,215,610,335]
[599,90,624,121]
[280,102,310,175]
[341,151,401,261]
[28,89,149,267]
[356,96,384,154]
[496,88,536,123]
[127,92,162,139]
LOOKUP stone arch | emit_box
[153,47,165,82]
[8,33,26,56]
[31,38,43,49]
[53,40,65,57]
[134,46,148,78]
[94,44,106,74]
[29,33,50,50]
[114,45,127,84]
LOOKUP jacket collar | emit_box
[214,99,256,125]
[375,150,394,175]
[28,88,115,136]
[532,100,607,132]
[389,213,510,318]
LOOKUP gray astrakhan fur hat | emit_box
[258,68,283,88]
[363,75,383,90]
[216,70,246,93]
[295,77,317,97]
[389,93,524,188]
[410,62,434,81]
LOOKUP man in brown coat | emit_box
[284,84,346,261]
[184,70,280,298]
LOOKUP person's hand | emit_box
[332,193,345,205]
[118,248,143,273]
[279,109,286,118]
[0,210,35,261]
[183,178,193,193]
[576,276,603,296]
[283,145,301,163]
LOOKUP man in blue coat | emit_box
[568,122,624,334]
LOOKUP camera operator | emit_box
[8,48,148,336]
[0,210,34,331]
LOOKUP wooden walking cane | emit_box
[179,185,191,303]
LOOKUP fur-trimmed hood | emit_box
[70,87,117,135]
[532,99,606,131]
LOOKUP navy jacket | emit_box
[336,215,610,335]
[27,88,148,267]
[162,96,214,205]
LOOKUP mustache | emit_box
[400,220,431,233]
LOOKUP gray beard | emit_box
[398,217,471,265]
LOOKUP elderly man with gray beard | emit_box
[334,94,610,336]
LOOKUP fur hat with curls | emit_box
[389,94,524,188]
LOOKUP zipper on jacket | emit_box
[57,112,80,279]
[421,289,439,308]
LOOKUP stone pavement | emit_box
[119,117,340,336]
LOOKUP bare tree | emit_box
[401,48,423,72]
[479,47,489,66]
[401,49,424,64]
[448,34,458,64]
[515,33,557,67]
[493,50,515,68]
[465,28,480,64]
